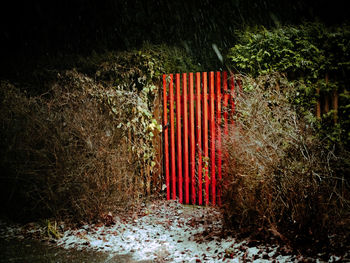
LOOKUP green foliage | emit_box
[228,23,350,80]
[92,44,201,179]
[46,219,61,239]
[224,24,350,252]
[94,44,201,83]
[227,23,350,148]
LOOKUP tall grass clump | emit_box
[0,70,157,223]
[0,44,201,223]
[222,73,350,253]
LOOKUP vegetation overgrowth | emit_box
[222,74,350,254]
[222,23,350,255]
[227,23,350,148]
[1,18,350,257]
[0,45,200,223]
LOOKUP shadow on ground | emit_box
[0,238,151,263]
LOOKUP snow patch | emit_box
[55,200,293,262]
[1,200,333,262]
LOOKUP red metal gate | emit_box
[162,71,240,205]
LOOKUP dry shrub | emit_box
[222,73,350,251]
[0,71,152,223]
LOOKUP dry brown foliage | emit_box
[221,73,350,251]
[0,71,155,223]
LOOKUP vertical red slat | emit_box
[223,72,229,136]
[202,72,209,205]
[209,71,216,205]
[169,74,176,200]
[183,73,189,204]
[189,73,196,204]
[163,75,170,200]
[222,72,229,187]
[216,72,222,205]
[176,74,183,203]
[195,72,202,205]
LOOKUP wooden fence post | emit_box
[176,73,183,203]
[169,74,176,200]
[162,71,234,205]
[216,71,222,206]
[196,72,203,205]
[316,87,321,119]
[324,73,330,114]
[333,88,338,124]
[163,75,170,200]
[183,73,189,204]
[209,71,216,205]
[189,73,196,204]
[203,72,209,205]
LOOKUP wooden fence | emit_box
[162,71,241,205]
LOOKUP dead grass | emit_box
[221,73,350,253]
[0,71,154,223]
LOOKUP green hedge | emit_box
[227,23,350,148]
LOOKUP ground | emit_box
[0,200,345,262]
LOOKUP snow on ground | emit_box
[0,200,327,262]
[57,200,296,262]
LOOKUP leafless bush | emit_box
[221,73,350,249]
[0,71,154,223]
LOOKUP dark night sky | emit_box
[0,0,348,65]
